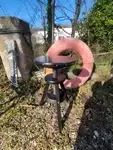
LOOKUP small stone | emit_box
[94,130,99,137]
[93,135,96,139]
[76,119,81,125]
[69,132,76,141]
[102,137,105,141]
[101,81,105,85]
[30,140,37,146]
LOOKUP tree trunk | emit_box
[47,0,55,47]
[42,16,47,43]
[71,0,82,38]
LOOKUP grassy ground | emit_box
[0,56,113,150]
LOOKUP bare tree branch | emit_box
[57,6,72,23]
[54,24,71,35]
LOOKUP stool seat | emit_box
[45,73,66,84]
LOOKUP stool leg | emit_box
[55,84,62,133]
[40,84,49,105]
[60,82,65,91]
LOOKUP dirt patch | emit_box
[0,61,113,150]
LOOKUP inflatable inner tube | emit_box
[47,38,94,89]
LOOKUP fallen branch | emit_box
[94,52,113,56]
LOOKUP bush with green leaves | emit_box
[80,0,113,52]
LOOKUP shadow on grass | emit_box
[62,88,79,129]
[0,77,41,117]
[74,77,113,150]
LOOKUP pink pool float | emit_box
[47,38,94,89]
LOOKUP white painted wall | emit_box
[31,26,79,44]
